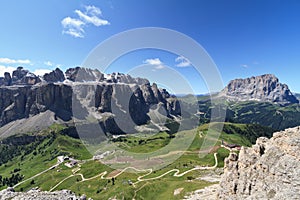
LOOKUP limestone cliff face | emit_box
[0,83,72,126]
[218,126,300,199]
[0,67,180,134]
[219,74,299,105]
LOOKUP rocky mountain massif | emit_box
[0,67,180,137]
[219,74,299,105]
[218,126,300,199]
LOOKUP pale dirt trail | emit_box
[15,149,219,193]
[14,163,59,188]
[49,152,218,191]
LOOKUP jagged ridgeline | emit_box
[0,67,198,139]
[183,74,300,130]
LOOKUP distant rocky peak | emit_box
[12,66,28,79]
[43,68,65,83]
[220,74,299,105]
[8,66,40,85]
[65,67,104,82]
[105,72,149,85]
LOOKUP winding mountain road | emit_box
[49,152,218,191]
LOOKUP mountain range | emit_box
[1,67,300,138]
[0,67,180,138]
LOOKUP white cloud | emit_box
[61,17,85,28]
[144,58,165,70]
[241,64,248,68]
[0,58,31,65]
[62,5,110,38]
[63,28,84,38]
[85,5,102,15]
[0,65,15,76]
[144,58,163,65]
[75,8,109,26]
[175,56,191,67]
[33,69,52,76]
[44,61,53,66]
[61,17,85,38]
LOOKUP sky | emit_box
[0,0,299,94]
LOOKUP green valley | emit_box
[0,122,274,199]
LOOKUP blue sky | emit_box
[0,0,299,94]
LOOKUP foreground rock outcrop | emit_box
[218,126,300,199]
[0,188,90,200]
[219,74,299,105]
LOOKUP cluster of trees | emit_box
[0,173,23,187]
[222,123,274,144]
[197,99,300,130]
[0,136,43,166]
[0,133,56,166]
[111,135,171,146]
[111,137,127,143]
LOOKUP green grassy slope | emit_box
[0,124,92,189]
[0,122,274,199]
